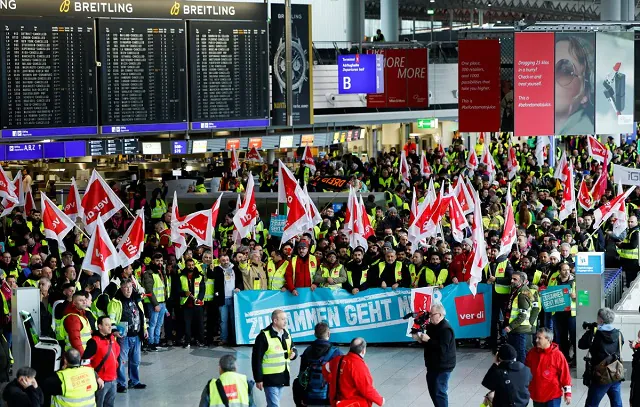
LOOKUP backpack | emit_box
[299,346,340,402]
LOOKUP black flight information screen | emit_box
[189,20,269,131]
[98,19,188,134]
[0,19,97,138]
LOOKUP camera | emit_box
[583,321,598,330]
[403,311,430,334]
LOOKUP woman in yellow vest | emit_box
[150,188,168,220]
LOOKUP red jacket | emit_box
[285,255,317,291]
[322,352,383,407]
[449,252,471,282]
[85,334,120,381]
[525,343,572,402]
[62,303,89,354]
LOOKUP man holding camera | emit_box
[412,303,456,407]
[578,307,624,407]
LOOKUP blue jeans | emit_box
[96,380,117,407]
[117,336,141,387]
[219,297,234,343]
[264,386,284,407]
[533,398,561,407]
[426,370,450,407]
[585,381,623,407]
[507,332,527,364]
[147,302,166,345]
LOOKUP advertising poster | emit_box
[458,39,501,132]
[555,32,595,135]
[366,48,428,108]
[595,32,634,134]
[514,33,555,137]
[270,4,313,126]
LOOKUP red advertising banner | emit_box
[514,33,555,136]
[248,138,263,148]
[366,48,428,108]
[226,139,241,150]
[458,40,501,132]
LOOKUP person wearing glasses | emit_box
[555,34,595,135]
[412,303,456,407]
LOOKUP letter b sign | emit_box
[343,77,351,90]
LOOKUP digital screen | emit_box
[43,142,65,159]
[0,19,97,138]
[189,20,269,130]
[89,139,139,156]
[171,140,187,154]
[6,143,43,160]
[65,140,86,157]
[280,135,293,148]
[192,140,207,153]
[142,142,161,155]
[98,19,188,133]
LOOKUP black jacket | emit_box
[579,327,624,368]
[481,361,532,407]
[343,261,369,292]
[298,339,342,374]
[212,264,243,307]
[422,318,456,372]
[2,379,44,407]
[370,261,411,288]
[251,326,298,387]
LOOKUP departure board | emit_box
[98,19,188,134]
[189,20,269,130]
[0,19,97,138]
[89,139,140,156]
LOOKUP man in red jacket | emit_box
[449,239,472,284]
[525,327,572,406]
[284,243,318,296]
[322,337,384,407]
[83,316,120,407]
[62,292,91,354]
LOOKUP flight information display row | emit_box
[0,17,269,138]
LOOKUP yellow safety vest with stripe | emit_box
[261,329,292,376]
[530,270,542,286]
[59,313,91,352]
[529,286,540,328]
[151,199,168,219]
[508,291,531,328]
[618,229,639,261]
[195,184,207,193]
[488,214,504,231]
[408,264,425,286]
[0,294,7,318]
[51,366,98,407]
[267,260,288,290]
[204,265,215,302]
[217,224,234,247]
[22,278,38,288]
[143,273,166,304]
[107,298,147,331]
[74,244,85,260]
[377,262,403,282]
[548,278,576,317]
[291,256,318,286]
[491,260,511,294]
[208,371,250,407]
[319,264,344,289]
[385,192,403,209]
[378,177,393,191]
[347,267,367,287]
[180,274,203,306]
[423,267,448,286]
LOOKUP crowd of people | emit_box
[0,132,638,406]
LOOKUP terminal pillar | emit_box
[469,9,474,28]
[600,0,622,20]
[267,149,275,164]
[621,0,635,20]
[477,9,484,26]
[380,0,399,42]
[575,252,606,379]
[347,0,365,45]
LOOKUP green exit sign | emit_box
[427,9,435,15]
[417,118,438,129]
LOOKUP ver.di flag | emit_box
[81,170,125,235]
[42,193,75,251]
[81,216,120,293]
[116,210,145,267]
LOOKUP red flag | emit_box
[409,187,418,226]
[420,152,432,177]
[278,161,308,245]
[507,147,519,180]
[0,166,17,205]
[302,146,316,172]
[559,162,576,222]
[358,194,375,240]
[42,193,75,250]
[590,161,608,204]
[246,147,263,163]
[116,210,145,267]
[81,170,125,235]
[498,187,516,258]
[170,191,187,259]
[466,190,488,296]
[64,177,83,222]
[449,195,469,243]
[593,186,636,231]
[81,216,119,292]
[578,179,593,211]
[399,151,410,187]
[230,147,240,176]
[233,173,257,238]
[211,193,223,229]
[587,135,613,164]
[180,209,213,248]
[24,187,35,216]
[466,149,478,171]
[554,150,569,182]
[481,143,496,181]
[1,172,23,218]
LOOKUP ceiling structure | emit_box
[365,0,603,23]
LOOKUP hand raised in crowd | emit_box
[391,283,399,290]
[310,284,317,291]
[352,288,359,295]
[256,382,263,391]
[381,281,387,289]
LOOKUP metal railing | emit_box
[604,267,624,309]
[312,40,459,65]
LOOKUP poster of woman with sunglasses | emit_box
[555,33,596,135]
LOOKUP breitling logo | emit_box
[60,0,71,12]
[170,1,180,15]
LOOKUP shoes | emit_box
[195,342,205,348]
[219,340,227,347]
[117,385,127,393]
[132,383,147,390]
[183,343,190,349]
[166,340,173,347]
[156,343,166,349]
[147,345,158,352]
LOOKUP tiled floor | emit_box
[118,345,631,407]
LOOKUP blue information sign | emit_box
[7,143,43,160]
[575,252,604,275]
[171,141,188,155]
[338,54,384,94]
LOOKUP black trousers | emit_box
[183,306,204,343]
[205,300,220,344]
[490,292,508,351]
[621,258,639,288]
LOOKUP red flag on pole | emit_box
[42,193,75,250]
[81,170,125,235]
[81,216,120,292]
[116,210,145,267]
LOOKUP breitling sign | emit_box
[0,0,264,19]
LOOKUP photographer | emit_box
[412,303,456,407]
[578,307,624,407]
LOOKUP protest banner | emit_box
[540,285,572,313]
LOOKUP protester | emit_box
[83,316,120,407]
[41,349,98,406]
[504,271,532,363]
[2,366,43,407]
[322,337,384,407]
[481,344,532,407]
[413,303,456,407]
[199,355,255,407]
[525,327,572,407]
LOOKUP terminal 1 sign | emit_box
[338,54,384,94]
